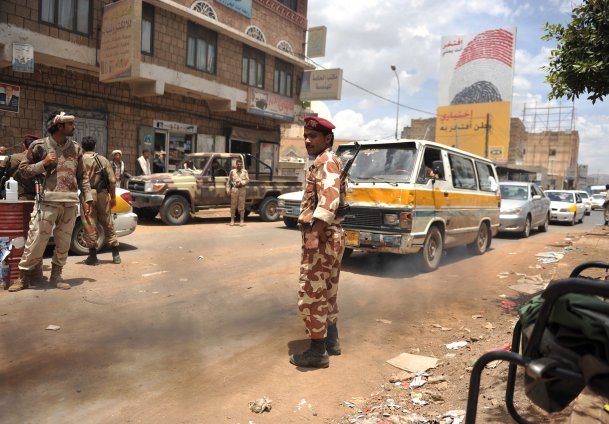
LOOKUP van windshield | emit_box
[349,145,417,183]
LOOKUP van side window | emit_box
[475,161,498,192]
[448,154,477,190]
[416,147,443,183]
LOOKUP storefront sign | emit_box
[12,43,34,73]
[247,88,295,122]
[153,120,197,134]
[99,0,141,82]
[216,0,252,18]
[0,82,20,113]
[307,26,327,58]
[300,68,343,101]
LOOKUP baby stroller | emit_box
[465,261,609,423]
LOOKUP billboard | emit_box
[436,27,516,161]
[248,87,295,122]
[307,26,327,58]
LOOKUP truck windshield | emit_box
[349,145,417,183]
[177,156,209,172]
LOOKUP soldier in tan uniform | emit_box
[290,116,346,369]
[1,134,38,200]
[8,111,93,292]
[81,136,121,265]
[226,158,249,226]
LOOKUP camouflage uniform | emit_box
[7,152,37,200]
[226,168,249,224]
[297,148,346,340]
[82,152,118,249]
[15,136,92,286]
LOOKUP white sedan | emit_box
[545,190,585,225]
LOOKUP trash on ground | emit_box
[508,283,545,295]
[409,374,427,389]
[342,400,356,408]
[471,314,483,319]
[427,375,446,384]
[432,323,452,331]
[535,251,564,263]
[386,352,438,373]
[485,360,502,369]
[389,371,415,382]
[484,322,496,330]
[197,256,204,260]
[376,318,392,324]
[410,392,428,406]
[500,300,517,311]
[45,324,61,331]
[485,342,512,352]
[141,270,168,277]
[249,397,272,413]
[446,341,468,350]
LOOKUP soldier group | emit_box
[3,110,121,292]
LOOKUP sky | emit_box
[306,0,608,175]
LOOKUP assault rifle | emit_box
[335,142,361,217]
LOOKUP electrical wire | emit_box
[305,57,436,116]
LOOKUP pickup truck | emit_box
[127,152,303,225]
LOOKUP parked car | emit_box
[545,190,585,225]
[68,188,138,255]
[499,182,550,237]
[277,190,303,228]
[591,193,607,210]
[573,190,592,215]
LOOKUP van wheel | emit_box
[259,196,279,222]
[469,222,490,255]
[538,214,549,232]
[521,216,531,238]
[418,226,443,272]
[160,195,191,225]
[342,247,353,260]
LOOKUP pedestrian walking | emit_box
[290,116,346,369]
[8,111,93,292]
[135,149,151,176]
[226,158,249,226]
[153,150,166,173]
[603,184,609,225]
[81,136,121,265]
[111,149,130,188]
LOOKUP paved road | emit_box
[0,209,605,423]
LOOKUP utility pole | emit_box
[484,113,490,158]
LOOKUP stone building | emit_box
[523,131,579,189]
[0,0,312,175]
[400,117,435,141]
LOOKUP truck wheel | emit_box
[160,195,191,225]
[259,196,280,222]
[418,226,443,272]
[469,222,490,255]
[70,220,103,255]
[283,217,298,228]
[342,247,353,260]
[134,207,158,220]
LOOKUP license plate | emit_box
[345,230,359,246]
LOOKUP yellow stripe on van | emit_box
[348,187,500,208]
[347,187,415,206]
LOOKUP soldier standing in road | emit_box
[226,158,249,226]
[8,111,93,292]
[81,136,121,265]
[290,116,346,369]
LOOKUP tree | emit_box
[542,0,609,103]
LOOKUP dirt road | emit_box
[1,211,607,423]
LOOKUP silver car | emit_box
[499,182,551,237]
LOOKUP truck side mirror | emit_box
[432,160,444,179]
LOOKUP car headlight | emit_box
[501,207,522,215]
[278,199,285,207]
[383,213,399,226]
[144,182,166,193]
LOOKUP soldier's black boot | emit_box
[112,246,121,264]
[289,339,329,368]
[85,248,99,265]
[326,324,342,356]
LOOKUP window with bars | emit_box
[39,0,91,34]
[141,2,154,55]
[273,59,293,97]
[242,45,265,88]
[186,22,217,74]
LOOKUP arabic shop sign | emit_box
[247,88,295,122]
[300,68,343,101]
[216,0,252,18]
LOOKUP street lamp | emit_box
[390,65,400,139]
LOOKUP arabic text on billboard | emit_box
[216,0,252,18]
[248,88,295,122]
[300,69,342,101]
[307,26,327,58]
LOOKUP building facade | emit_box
[0,0,312,175]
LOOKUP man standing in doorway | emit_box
[136,149,151,176]
[289,116,346,368]
[153,150,166,173]
[81,136,121,265]
[226,158,249,226]
[8,111,93,292]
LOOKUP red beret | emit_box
[23,134,39,140]
[304,116,335,133]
